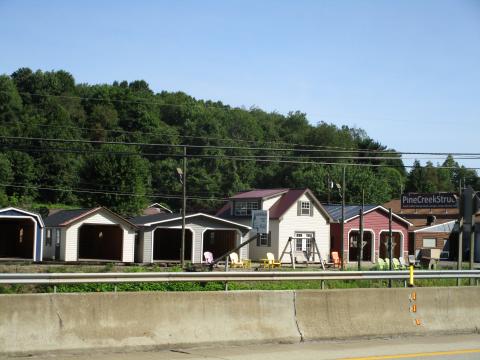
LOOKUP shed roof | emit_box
[0,207,45,227]
[323,204,377,222]
[413,220,457,233]
[147,203,172,213]
[216,188,332,221]
[131,212,252,229]
[324,204,412,226]
[130,212,181,225]
[44,207,137,229]
[230,189,289,200]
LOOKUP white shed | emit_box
[43,207,137,262]
[131,213,251,263]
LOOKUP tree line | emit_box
[0,68,477,215]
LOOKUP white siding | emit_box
[60,228,67,261]
[63,211,136,262]
[141,230,152,263]
[262,195,282,211]
[278,193,330,262]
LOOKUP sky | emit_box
[0,0,479,169]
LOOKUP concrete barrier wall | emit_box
[295,287,480,341]
[1,287,479,354]
[0,291,300,354]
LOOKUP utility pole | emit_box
[457,185,463,285]
[388,208,393,288]
[327,175,331,204]
[358,189,364,271]
[340,166,346,270]
[462,186,475,272]
[457,218,464,286]
[180,146,187,268]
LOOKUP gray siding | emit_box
[141,216,250,263]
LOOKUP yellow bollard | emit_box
[409,265,415,287]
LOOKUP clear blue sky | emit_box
[1,0,479,168]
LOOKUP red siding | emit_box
[330,208,410,263]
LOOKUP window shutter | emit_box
[297,201,301,216]
[256,233,260,246]
[310,202,314,217]
[267,232,272,247]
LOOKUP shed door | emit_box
[55,229,61,260]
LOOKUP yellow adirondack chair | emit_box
[266,252,281,268]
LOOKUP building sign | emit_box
[401,193,458,209]
[252,210,269,234]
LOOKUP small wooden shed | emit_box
[131,213,251,263]
[44,207,137,262]
[0,207,44,262]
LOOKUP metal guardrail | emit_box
[0,270,479,285]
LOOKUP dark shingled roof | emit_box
[44,208,97,227]
[44,207,137,228]
[230,189,289,200]
[130,212,183,225]
[323,204,378,222]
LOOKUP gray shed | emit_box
[131,213,251,263]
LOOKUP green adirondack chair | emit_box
[376,258,386,270]
[392,258,401,270]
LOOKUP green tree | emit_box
[80,145,151,215]
[0,154,13,206]
[6,151,37,201]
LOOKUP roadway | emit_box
[2,334,480,360]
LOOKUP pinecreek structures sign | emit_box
[401,193,458,209]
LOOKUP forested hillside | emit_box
[0,68,477,215]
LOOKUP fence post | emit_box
[224,255,229,291]
[409,265,415,287]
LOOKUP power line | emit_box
[0,183,228,202]
[1,142,479,170]
[3,89,475,157]
[1,134,479,157]
[3,143,478,162]
[6,90,212,107]
[0,120,393,154]
[30,123,363,151]
[0,89,454,154]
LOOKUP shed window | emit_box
[19,228,24,243]
[259,233,268,246]
[46,229,52,246]
[422,238,436,248]
[234,201,259,216]
[299,201,312,216]
[55,229,61,245]
[257,232,270,247]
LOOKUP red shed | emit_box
[324,205,412,263]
